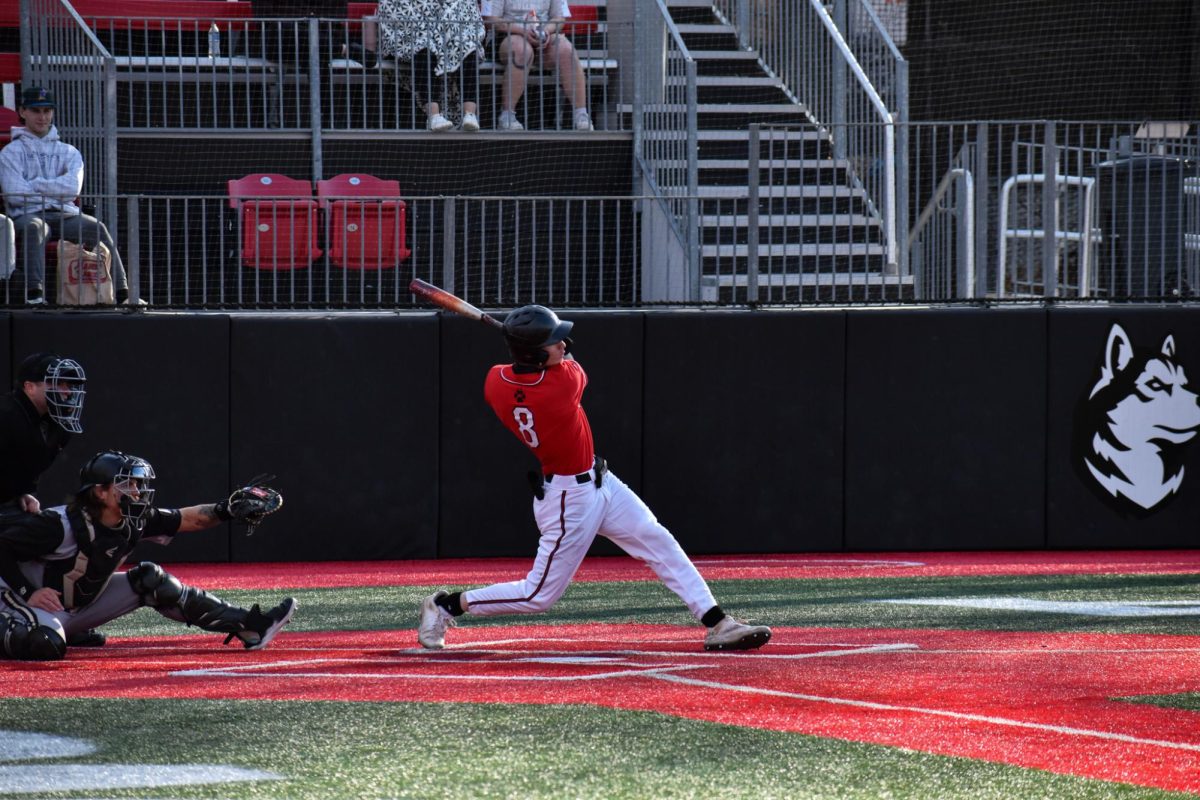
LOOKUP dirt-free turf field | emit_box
[2,551,1198,798]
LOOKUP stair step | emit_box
[703,242,888,258]
[674,23,736,34]
[642,128,826,142]
[666,0,717,7]
[705,272,911,288]
[691,157,850,170]
[623,103,806,115]
[697,184,864,198]
[689,50,759,60]
[667,76,783,87]
[699,213,878,228]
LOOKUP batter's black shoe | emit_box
[704,616,771,651]
[66,628,106,648]
[238,598,297,651]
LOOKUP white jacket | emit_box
[0,126,83,219]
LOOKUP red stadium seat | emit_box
[227,173,321,270]
[316,173,410,270]
[563,4,599,37]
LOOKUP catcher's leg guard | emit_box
[127,561,249,636]
[0,608,66,661]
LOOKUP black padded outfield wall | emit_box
[7,313,232,562]
[642,311,846,553]
[228,314,440,561]
[3,307,1198,559]
[844,309,1048,550]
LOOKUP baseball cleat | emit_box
[703,616,771,651]
[418,591,456,650]
[241,597,298,651]
[66,628,106,648]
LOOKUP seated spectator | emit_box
[378,0,485,131]
[482,0,593,131]
[0,88,131,305]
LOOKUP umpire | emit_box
[0,352,103,647]
[0,352,86,517]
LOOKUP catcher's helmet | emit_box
[17,353,86,434]
[78,451,156,530]
[503,305,573,367]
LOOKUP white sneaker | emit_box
[418,591,456,649]
[427,113,453,132]
[460,112,480,132]
[497,111,524,131]
[703,615,771,651]
[573,109,594,131]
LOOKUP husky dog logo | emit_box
[1073,322,1200,515]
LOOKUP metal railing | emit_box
[0,192,640,308]
[909,158,974,300]
[33,10,625,133]
[907,120,1199,302]
[633,0,698,300]
[712,0,903,273]
[21,0,118,226]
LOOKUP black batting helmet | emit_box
[77,451,156,530]
[503,305,574,367]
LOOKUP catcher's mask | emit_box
[18,353,86,433]
[78,451,156,530]
[503,305,574,368]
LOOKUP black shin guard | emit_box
[127,561,249,636]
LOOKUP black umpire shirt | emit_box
[0,506,182,609]
[0,389,72,507]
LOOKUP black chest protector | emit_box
[40,507,139,610]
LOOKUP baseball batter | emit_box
[418,305,771,651]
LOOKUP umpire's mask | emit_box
[43,357,87,434]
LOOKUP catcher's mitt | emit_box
[216,475,283,534]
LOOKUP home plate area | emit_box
[8,624,1200,794]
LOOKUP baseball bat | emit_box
[409,279,504,331]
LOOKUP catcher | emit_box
[0,450,291,660]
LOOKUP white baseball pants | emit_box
[463,468,718,621]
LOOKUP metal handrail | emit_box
[909,167,974,299]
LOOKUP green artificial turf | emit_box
[99,573,1200,638]
[1118,693,1200,712]
[0,698,1191,800]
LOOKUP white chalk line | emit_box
[648,672,1200,754]
[168,643,915,680]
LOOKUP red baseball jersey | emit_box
[484,358,595,476]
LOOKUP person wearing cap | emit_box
[0,352,87,519]
[0,87,131,305]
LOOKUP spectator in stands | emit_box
[378,0,485,131]
[0,87,130,305]
[483,0,593,131]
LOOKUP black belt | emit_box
[546,455,607,485]
[546,471,593,484]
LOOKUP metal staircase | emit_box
[630,0,896,303]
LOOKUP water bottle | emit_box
[525,10,546,46]
[207,22,221,59]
